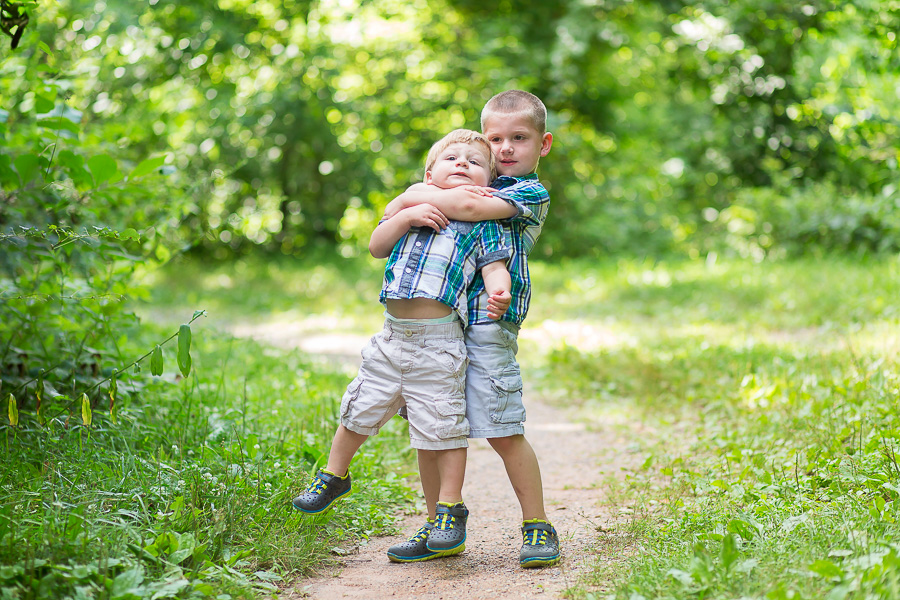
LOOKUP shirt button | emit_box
[405,268,412,273]
[405,330,413,337]
[415,241,422,247]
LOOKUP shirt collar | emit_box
[491,173,538,187]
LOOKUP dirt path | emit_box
[226,320,640,599]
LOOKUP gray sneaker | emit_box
[387,521,465,563]
[291,469,351,514]
[425,502,468,552]
[520,520,561,568]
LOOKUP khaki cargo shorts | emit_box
[340,319,469,450]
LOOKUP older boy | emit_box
[293,129,511,558]
[382,91,559,567]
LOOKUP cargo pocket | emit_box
[435,398,469,439]
[489,370,526,424]
[340,378,364,419]
[435,342,468,396]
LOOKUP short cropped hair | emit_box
[424,129,496,180]
[481,90,547,134]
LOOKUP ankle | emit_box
[322,467,349,479]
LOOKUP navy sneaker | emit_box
[291,469,351,514]
[387,520,465,563]
[519,520,561,568]
[425,502,468,552]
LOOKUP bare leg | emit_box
[434,447,467,505]
[487,434,547,521]
[324,425,368,476]
[417,449,441,520]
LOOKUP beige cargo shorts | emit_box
[340,319,469,450]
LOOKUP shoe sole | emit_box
[520,554,561,568]
[387,544,465,563]
[291,488,352,515]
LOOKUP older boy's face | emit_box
[483,113,552,177]
[425,142,492,188]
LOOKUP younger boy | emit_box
[381,91,559,568]
[293,129,512,559]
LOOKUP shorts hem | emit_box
[410,437,469,450]
[468,424,525,439]
[341,419,380,437]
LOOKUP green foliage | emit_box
[4,1,898,260]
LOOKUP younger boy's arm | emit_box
[480,261,512,321]
[369,204,449,259]
[385,184,519,222]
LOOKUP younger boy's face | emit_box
[425,142,492,189]
[483,113,552,178]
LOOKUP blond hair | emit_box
[424,129,496,180]
[480,90,547,134]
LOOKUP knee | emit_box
[487,434,525,455]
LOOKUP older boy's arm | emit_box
[480,261,512,321]
[385,185,518,222]
[369,204,449,258]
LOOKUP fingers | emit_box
[428,207,449,229]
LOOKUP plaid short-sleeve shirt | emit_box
[381,219,512,323]
[466,174,550,326]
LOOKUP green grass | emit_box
[528,256,900,599]
[1,320,417,599]
[8,252,898,599]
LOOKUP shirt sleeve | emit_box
[493,181,548,229]
[474,220,513,270]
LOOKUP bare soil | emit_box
[227,320,641,600]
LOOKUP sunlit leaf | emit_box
[108,370,118,425]
[81,393,92,428]
[130,156,167,179]
[7,394,17,428]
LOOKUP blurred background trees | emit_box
[2,0,898,261]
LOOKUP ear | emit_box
[539,132,553,157]
[424,170,434,184]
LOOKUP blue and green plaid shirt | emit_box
[466,173,550,326]
[381,220,512,323]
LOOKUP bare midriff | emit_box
[385,298,453,319]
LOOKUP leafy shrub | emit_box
[701,183,900,259]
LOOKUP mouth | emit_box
[450,172,470,178]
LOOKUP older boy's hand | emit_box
[462,185,497,197]
[486,290,511,320]
[404,204,449,232]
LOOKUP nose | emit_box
[456,157,469,167]
[500,140,513,154]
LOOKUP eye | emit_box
[514,134,526,141]
[444,154,457,161]
[470,158,480,165]
[489,137,501,143]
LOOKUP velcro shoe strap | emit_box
[437,504,468,518]
[522,522,555,535]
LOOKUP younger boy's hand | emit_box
[404,204,449,232]
[486,290,511,320]
[383,197,405,219]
